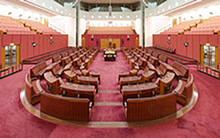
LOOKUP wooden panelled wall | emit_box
[0,34,68,65]
[82,34,139,48]
[153,34,220,61]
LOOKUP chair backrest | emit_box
[61,52,68,58]
[25,74,33,104]
[159,63,167,75]
[30,61,47,77]
[152,52,159,58]
[127,93,176,122]
[184,74,193,103]
[173,62,188,77]
[52,55,61,63]
[65,57,71,64]
[159,55,168,63]
[52,63,61,74]
[40,92,90,121]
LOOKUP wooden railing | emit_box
[197,64,220,79]
[0,64,23,79]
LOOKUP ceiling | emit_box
[80,0,140,4]
[77,0,166,4]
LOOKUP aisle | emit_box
[89,52,130,91]
[89,52,130,121]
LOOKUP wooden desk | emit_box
[119,76,141,89]
[122,83,158,103]
[142,70,156,82]
[44,71,60,94]
[77,76,99,92]
[118,69,138,81]
[60,82,96,105]
[81,69,90,76]
[64,70,77,83]
[130,69,138,76]
[159,72,175,95]
[122,83,158,94]
[89,72,100,83]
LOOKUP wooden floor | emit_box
[20,84,198,128]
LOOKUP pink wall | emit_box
[82,34,139,48]
[0,34,68,66]
[153,34,220,63]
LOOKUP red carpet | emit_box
[96,93,122,102]
[0,52,220,138]
[91,106,126,121]
[89,52,130,90]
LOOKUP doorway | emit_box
[112,39,120,49]
[1,44,20,68]
[100,39,120,49]
[200,44,218,69]
[82,37,85,47]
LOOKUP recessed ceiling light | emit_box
[127,16,130,18]
[98,16,101,18]
[91,16,94,18]
[120,16,122,18]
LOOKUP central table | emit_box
[104,49,116,61]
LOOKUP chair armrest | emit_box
[32,90,44,97]
[181,77,188,81]
[31,77,38,81]
[175,92,186,99]
[124,101,127,108]
[89,102,93,108]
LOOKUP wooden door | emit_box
[1,45,20,69]
[200,44,219,69]
[136,38,139,48]
[1,46,5,68]
[112,39,120,49]
[16,45,20,65]
[215,47,218,69]
[44,18,49,26]
[82,38,85,47]
[200,45,204,66]
[173,18,177,26]
[100,39,109,49]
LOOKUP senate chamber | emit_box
[0,0,220,138]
